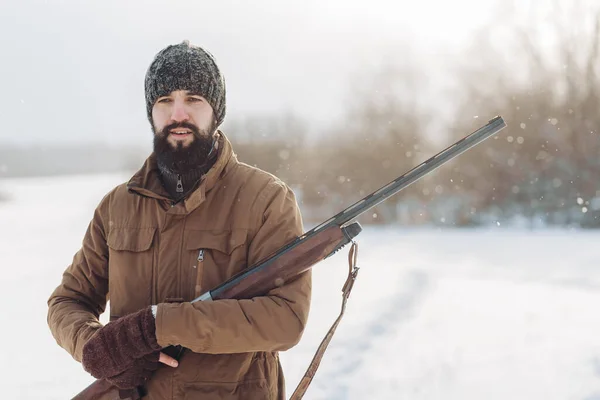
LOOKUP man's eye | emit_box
[188,97,203,102]
[157,98,172,103]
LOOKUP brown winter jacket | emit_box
[47,132,312,400]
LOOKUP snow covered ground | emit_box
[1,173,600,399]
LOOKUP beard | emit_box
[153,121,216,174]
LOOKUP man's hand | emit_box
[82,307,162,379]
[110,351,179,399]
[106,350,178,389]
[159,352,179,368]
[107,351,160,390]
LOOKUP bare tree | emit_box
[434,0,600,227]
[226,112,309,187]
[307,64,433,225]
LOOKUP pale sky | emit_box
[0,0,533,146]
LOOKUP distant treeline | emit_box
[2,3,600,228]
[0,144,149,178]
[229,3,600,229]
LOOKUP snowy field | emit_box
[1,173,600,399]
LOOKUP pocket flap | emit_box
[185,229,247,254]
[107,227,156,252]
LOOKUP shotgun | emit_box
[72,116,507,399]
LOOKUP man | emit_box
[47,40,312,400]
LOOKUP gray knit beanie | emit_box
[145,40,226,127]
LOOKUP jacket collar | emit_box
[127,131,237,213]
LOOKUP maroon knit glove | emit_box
[107,351,160,389]
[82,307,162,379]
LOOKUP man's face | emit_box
[152,90,217,172]
[152,90,215,149]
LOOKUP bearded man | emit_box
[47,40,311,400]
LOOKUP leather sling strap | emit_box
[289,241,360,400]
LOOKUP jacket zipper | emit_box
[176,174,183,193]
[152,231,159,305]
[195,250,204,297]
[177,216,187,299]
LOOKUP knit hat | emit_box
[144,40,226,127]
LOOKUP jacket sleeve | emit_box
[47,197,110,362]
[155,180,312,353]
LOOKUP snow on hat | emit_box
[145,40,226,127]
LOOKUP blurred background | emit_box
[2,0,599,229]
[2,0,600,399]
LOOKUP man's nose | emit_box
[170,101,190,122]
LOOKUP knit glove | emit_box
[107,351,160,389]
[82,306,162,379]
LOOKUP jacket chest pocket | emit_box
[106,227,156,317]
[184,229,248,300]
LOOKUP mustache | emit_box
[159,121,201,137]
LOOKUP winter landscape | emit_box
[2,173,600,399]
[3,0,600,399]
